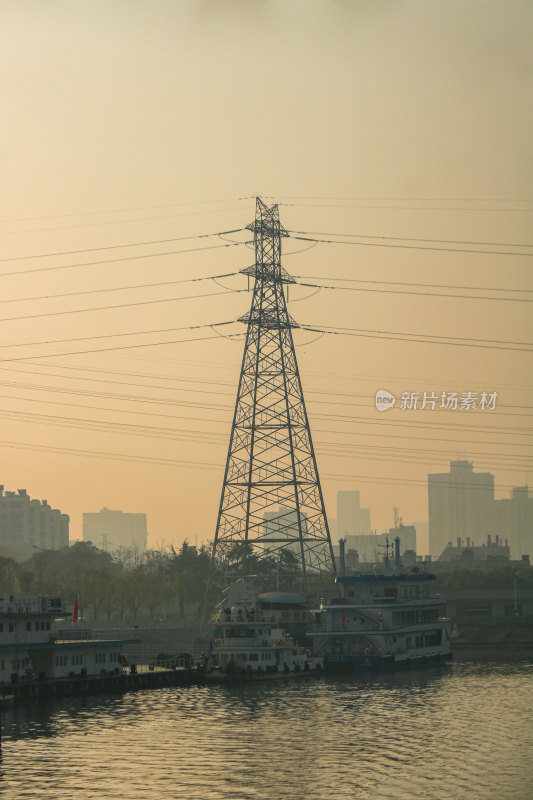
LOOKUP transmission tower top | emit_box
[241,198,296,285]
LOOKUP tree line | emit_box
[1,542,529,626]
[0,539,302,626]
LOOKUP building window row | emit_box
[413,631,442,648]
[26,621,51,632]
[392,608,439,625]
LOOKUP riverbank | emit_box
[5,666,199,702]
[452,623,533,656]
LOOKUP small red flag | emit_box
[72,594,79,624]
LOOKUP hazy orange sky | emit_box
[1,1,531,554]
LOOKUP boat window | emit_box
[249,654,259,661]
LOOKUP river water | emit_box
[1,659,531,800]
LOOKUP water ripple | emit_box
[0,660,532,799]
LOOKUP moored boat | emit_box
[308,540,452,672]
[208,584,322,681]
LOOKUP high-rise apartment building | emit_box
[0,486,69,559]
[337,491,372,538]
[428,460,495,557]
[82,508,148,552]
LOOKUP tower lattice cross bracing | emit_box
[212,198,335,582]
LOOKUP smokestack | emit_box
[338,538,346,578]
[394,536,401,571]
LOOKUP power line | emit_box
[0,322,241,350]
[301,324,533,353]
[0,437,524,491]
[0,271,242,305]
[0,198,252,225]
[0,241,247,279]
[296,280,533,304]
[2,399,530,464]
[2,373,531,436]
[0,327,240,364]
[2,365,531,415]
[0,290,244,324]
[286,229,532,249]
[0,228,245,263]
[3,376,531,449]
[2,408,530,474]
[0,204,249,237]
[5,357,530,397]
[263,194,533,203]
[0,439,223,471]
[280,201,533,213]
[290,234,533,258]
[294,274,533,295]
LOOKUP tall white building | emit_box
[428,460,494,558]
[82,508,147,552]
[0,486,69,560]
[337,490,371,537]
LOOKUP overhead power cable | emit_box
[0,289,245,324]
[5,359,530,406]
[295,274,533,295]
[262,194,533,203]
[0,437,524,490]
[0,205,249,237]
[286,229,532,249]
[279,201,533,213]
[4,377,531,448]
[296,280,533,303]
[3,392,532,461]
[0,228,245,263]
[301,324,533,353]
[3,408,531,473]
[0,322,241,350]
[289,233,533,258]
[0,325,240,363]
[0,272,242,305]
[2,373,532,436]
[1,364,531,415]
[0,240,247,279]
[0,198,252,225]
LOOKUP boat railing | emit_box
[218,636,290,649]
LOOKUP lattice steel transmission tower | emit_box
[211,198,335,586]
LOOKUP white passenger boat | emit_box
[209,590,321,680]
[308,540,452,672]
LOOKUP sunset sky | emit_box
[1,1,531,553]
